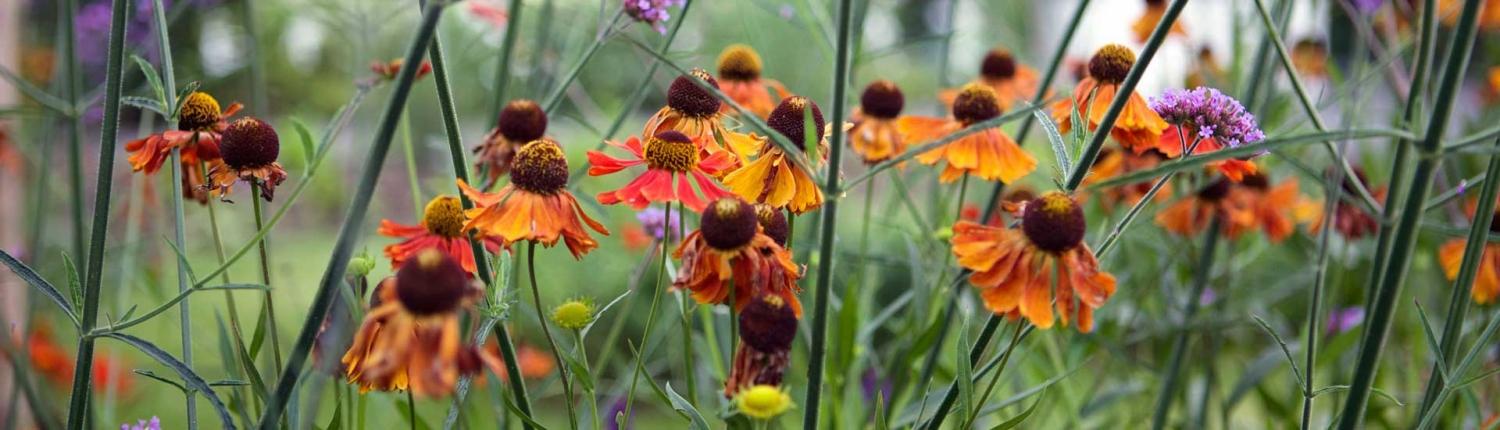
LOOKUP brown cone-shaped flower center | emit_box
[717,44,763,81]
[178,92,223,132]
[1145,0,1165,6]
[952,84,1002,125]
[754,203,789,246]
[1196,177,1232,201]
[860,80,904,120]
[667,69,722,118]
[511,140,569,194]
[1021,192,1086,254]
[498,99,547,142]
[766,96,826,151]
[738,295,797,352]
[702,198,758,250]
[220,117,280,169]
[395,249,470,316]
[1490,212,1500,234]
[423,195,467,238]
[1240,172,1270,191]
[644,130,699,172]
[1089,44,1136,84]
[980,49,1017,80]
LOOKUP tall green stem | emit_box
[1300,151,1346,430]
[63,0,86,267]
[255,4,447,426]
[489,0,524,122]
[169,150,198,429]
[540,9,625,114]
[251,183,284,373]
[623,203,672,422]
[1336,0,1483,427]
[1150,215,1223,429]
[526,242,579,429]
[65,0,129,427]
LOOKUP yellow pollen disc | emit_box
[416,248,445,269]
[1090,44,1136,83]
[551,300,594,330]
[179,92,223,131]
[717,44,763,80]
[1038,191,1075,216]
[761,295,785,308]
[422,195,467,238]
[712,199,743,219]
[958,83,998,105]
[736,385,793,420]
[644,136,699,172]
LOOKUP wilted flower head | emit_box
[623,0,685,34]
[1149,87,1265,147]
[121,417,161,430]
[635,207,681,241]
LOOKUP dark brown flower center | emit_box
[860,80,904,120]
[952,84,1002,125]
[1196,177,1232,201]
[220,117,280,169]
[1089,44,1136,84]
[767,96,826,150]
[498,99,548,143]
[511,140,569,194]
[667,69,722,118]
[717,44,763,81]
[739,294,797,352]
[754,203,789,246]
[1020,192,1086,253]
[178,92,223,132]
[1239,172,1270,190]
[423,195,467,238]
[395,249,470,316]
[980,49,1017,80]
[644,130,699,172]
[1490,212,1500,234]
[702,198,758,250]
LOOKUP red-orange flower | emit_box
[674,198,803,317]
[1082,148,1172,207]
[1155,176,1256,238]
[22,326,134,395]
[1052,45,1168,154]
[1301,169,1384,240]
[124,91,242,203]
[951,192,1116,332]
[1156,125,1259,181]
[460,140,609,259]
[1436,198,1500,305]
[588,130,737,212]
[644,69,761,164]
[370,58,432,81]
[716,44,792,118]
[940,48,1047,111]
[1132,0,1187,43]
[475,99,548,188]
[849,80,908,165]
[379,195,504,275]
[897,83,1036,183]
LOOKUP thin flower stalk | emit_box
[540,8,626,114]
[622,202,673,423]
[1399,0,1443,413]
[250,183,284,373]
[1335,0,1484,427]
[1150,215,1223,430]
[1301,152,1346,430]
[488,0,524,122]
[64,0,129,427]
[63,0,86,266]
[256,3,447,426]
[525,242,579,429]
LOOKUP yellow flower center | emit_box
[735,385,793,420]
[551,300,594,331]
[951,83,1002,125]
[717,44,763,81]
[511,140,570,194]
[422,195,467,238]
[1020,191,1086,254]
[1088,44,1136,84]
[643,131,699,172]
[178,91,223,132]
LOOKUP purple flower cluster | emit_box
[623,0,684,34]
[1149,87,1266,147]
[1326,307,1365,334]
[636,207,681,242]
[76,0,173,67]
[121,417,161,430]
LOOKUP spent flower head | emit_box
[623,0,685,34]
[1149,87,1265,147]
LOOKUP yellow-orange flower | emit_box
[474,99,548,188]
[898,83,1037,183]
[1132,0,1187,43]
[644,68,761,164]
[1082,147,1172,207]
[459,140,609,259]
[1156,125,1259,182]
[1292,39,1329,79]
[952,192,1116,332]
[723,97,828,214]
[716,44,792,118]
[674,198,803,317]
[939,48,1047,110]
[1436,198,1500,305]
[124,91,243,204]
[848,80,908,165]
[379,195,505,275]
[1300,169,1384,240]
[1053,45,1169,154]
[1155,176,1256,238]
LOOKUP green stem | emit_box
[240,0,268,113]
[677,213,699,405]
[401,113,424,215]
[63,0,86,268]
[574,329,600,430]
[961,322,1028,429]
[489,0,524,122]
[526,242,579,429]
[255,4,447,426]
[1336,0,1484,427]
[623,203,672,421]
[1150,215,1223,430]
[203,164,256,414]
[540,9,625,114]
[1094,134,1205,257]
[408,391,418,430]
[64,0,129,427]
[1300,147,1346,430]
[169,149,198,429]
[251,182,285,374]
[801,0,855,427]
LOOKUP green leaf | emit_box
[957,317,975,426]
[502,397,550,430]
[581,290,631,338]
[102,332,239,429]
[0,250,80,328]
[804,105,819,161]
[131,55,166,109]
[664,383,712,430]
[293,119,316,174]
[564,351,595,393]
[0,65,71,114]
[1250,315,1307,393]
[1307,385,1405,406]
[61,253,84,320]
[121,96,168,117]
[173,81,202,118]
[989,390,1044,430]
[1454,366,1500,390]
[874,391,890,430]
[1032,102,1071,181]
[1412,301,1452,382]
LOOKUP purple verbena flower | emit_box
[121,417,161,430]
[623,0,684,34]
[1198,287,1217,306]
[1149,87,1266,148]
[1326,307,1365,334]
[636,207,681,242]
[605,396,633,430]
[1352,0,1383,14]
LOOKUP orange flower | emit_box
[723,97,829,214]
[474,100,548,188]
[124,91,242,204]
[588,130,737,212]
[1132,0,1187,43]
[848,80,908,165]
[1053,45,1168,154]
[1301,169,1384,240]
[342,249,503,396]
[459,140,609,259]
[1292,39,1329,79]
[939,48,1047,110]
[644,69,761,164]
[370,58,432,81]
[1436,198,1500,305]
[1438,0,1500,31]
[1082,148,1172,207]
[716,44,792,118]
[897,83,1037,183]
[1154,176,1257,238]
[1156,125,1259,181]
[379,195,505,275]
[725,294,797,397]
[488,342,555,382]
[674,198,803,317]
[205,117,289,202]
[951,192,1117,332]
[23,326,133,395]
[1235,173,1301,243]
